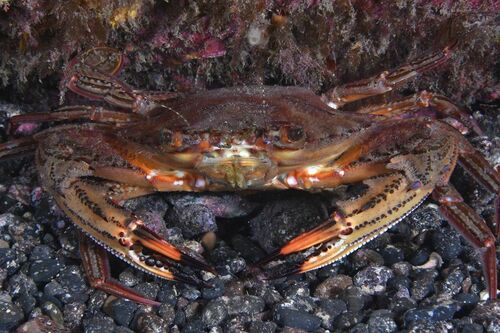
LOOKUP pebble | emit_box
[354,266,393,295]
[15,316,67,333]
[411,270,438,301]
[103,297,138,326]
[41,301,64,327]
[315,299,347,330]
[430,230,463,261]
[0,301,24,331]
[133,312,168,333]
[157,303,176,326]
[342,286,365,313]
[249,320,277,333]
[63,302,86,329]
[29,258,62,283]
[367,310,397,333]
[404,301,461,325]
[274,308,322,331]
[224,295,265,315]
[470,301,500,329]
[202,299,228,327]
[83,315,116,333]
[334,311,361,330]
[314,274,353,298]
[380,245,405,265]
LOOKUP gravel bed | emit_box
[0,101,498,332]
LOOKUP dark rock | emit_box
[392,262,412,276]
[29,259,62,283]
[354,266,393,295]
[404,301,461,325]
[249,320,277,333]
[134,282,160,302]
[183,318,205,333]
[230,234,266,262]
[350,249,385,271]
[367,310,397,333]
[315,299,347,330]
[103,297,138,327]
[430,230,463,261]
[458,322,483,333]
[0,301,24,331]
[181,287,201,301]
[409,248,431,266]
[380,245,405,266]
[0,248,25,275]
[118,268,142,287]
[411,270,438,301]
[334,311,362,330]
[174,310,186,327]
[314,274,353,298]
[407,320,454,332]
[158,303,176,327]
[201,279,224,300]
[453,293,479,311]
[469,301,500,329]
[63,302,86,329]
[342,287,365,313]
[56,266,89,304]
[133,312,167,333]
[29,244,55,261]
[14,316,67,333]
[41,301,64,327]
[166,201,217,238]
[438,265,466,298]
[249,194,327,252]
[82,315,117,333]
[388,297,417,317]
[225,295,265,315]
[157,283,180,306]
[15,293,36,314]
[274,308,322,331]
[202,299,228,327]
[349,323,369,333]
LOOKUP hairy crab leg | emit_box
[354,91,483,136]
[322,41,457,109]
[79,234,161,306]
[64,47,180,115]
[0,137,36,160]
[432,185,498,299]
[8,106,143,134]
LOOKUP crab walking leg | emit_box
[432,185,498,299]
[79,234,161,306]
[354,91,482,136]
[458,147,500,239]
[264,172,433,279]
[9,106,143,134]
[322,42,456,109]
[262,128,461,277]
[0,137,36,160]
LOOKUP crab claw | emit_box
[129,220,217,275]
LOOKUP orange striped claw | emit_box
[0,41,497,304]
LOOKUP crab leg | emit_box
[432,185,498,299]
[0,137,36,160]
[323,42,456,109]
[79,234,161,306]
[64,47,179,115]
[354,91,482,136]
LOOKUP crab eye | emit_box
[280,126,304,143]
[287,127,304,142]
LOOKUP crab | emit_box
[0,44,498,306]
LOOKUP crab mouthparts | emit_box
[197,148,275,189]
